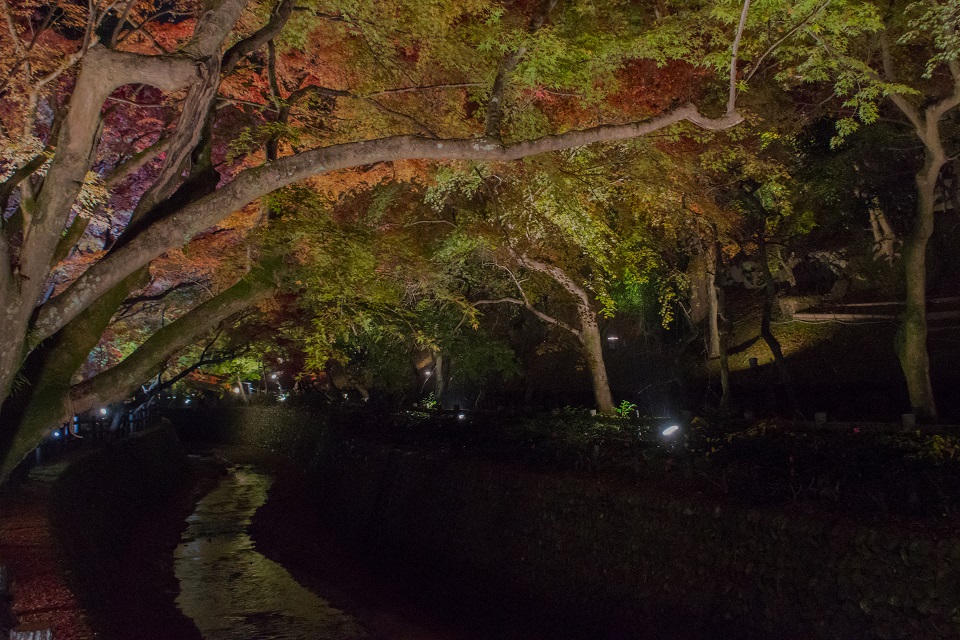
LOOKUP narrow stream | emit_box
[173,464,370,640]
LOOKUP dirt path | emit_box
[0,463,94,640]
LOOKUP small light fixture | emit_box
[99,408,108,416]
[53,430,61,438]
[233,387,241,394]
[661,425,680,437]
[270,374,278,380]
[184,398,191,405]
[425,370,432,377]
[458,413,466,420]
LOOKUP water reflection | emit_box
[174,465,369,640]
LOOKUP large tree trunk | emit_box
[897,157,939,422]
[879,42,960,421]
[578,311,615,415]
[518,256,615,414]
[0,272,145,480]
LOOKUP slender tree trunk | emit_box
[434,352,446,407]
[757,238,797,414]
[868,197,897,264]
[715,240,732,410]
[707,242,721,359]
[898,157,939,421]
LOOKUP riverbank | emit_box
[172,406,960,640]
[245,447,564,640]
[44,423,206,640]
[0,461,94,640]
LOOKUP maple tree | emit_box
[422,141,707,414]
[0,0,902,476]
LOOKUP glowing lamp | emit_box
[661,425,680,437]
[99,408,108,415]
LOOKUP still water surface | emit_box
[174,465,370,640]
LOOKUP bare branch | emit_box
[364,82,485,98]
[727,0,751,115]
[121,281,200,307]
[485,0,558,139]
[221,0,297,76]
[108,0,136,49]
[744,0,831,85]
[474,297,580,336]
[365,97,437,138]
[103,135,171,189]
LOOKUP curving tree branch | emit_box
[32,103,742,340]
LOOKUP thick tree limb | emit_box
[183,0,249,59]
[0,153,47,220]
[221,0,297,76]
[365,82,486,98]
[32,103,742,340]
[68,259,282,414]
[103,135,171,190]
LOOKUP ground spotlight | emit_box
[661,425,680,437]
[100,408,108,416]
